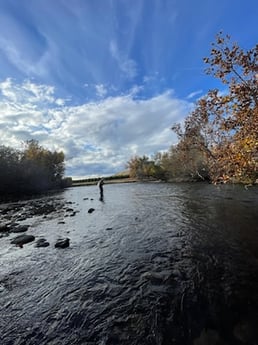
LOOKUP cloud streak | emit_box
[110,40,138,80]
[186,89,203,99]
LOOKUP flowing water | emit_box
[0,182,258,345]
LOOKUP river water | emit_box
[0,182,258,345]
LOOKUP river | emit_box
[0,182,258,345]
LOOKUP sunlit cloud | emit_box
[0,79,192,177]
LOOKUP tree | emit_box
[172,33,258,183]
[0,146,21,193]
[127,155,164,180]
[21,140,65,190]
[0,140,66,197]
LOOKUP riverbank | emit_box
[72,177,138,187]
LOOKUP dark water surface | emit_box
[0,183,258,344]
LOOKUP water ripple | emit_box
[1,183,258,344]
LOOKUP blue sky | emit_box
[0,0,257,178]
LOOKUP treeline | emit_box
[0,140,72,197]
[128,33,258,184]
[73,174,130,185]
[127,148,208,182]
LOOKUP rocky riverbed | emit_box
[0,194,75,248]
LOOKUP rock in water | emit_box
[0,224,9,233]
[10,225,29,233]
[55,238,70,248]
[35,238,50,248]
[88,208,95,214]
[11,234,35,246]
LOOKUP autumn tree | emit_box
[21,140,65,191]
[127,155,164,180]
[172,33,258,183]
[0,140,66,197]
[153,151,175,180]
[155,137,209,182]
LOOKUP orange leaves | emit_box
[172,33,258,184]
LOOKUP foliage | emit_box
[126,147,208,182]
[127,155,165,180]
[172,33,258,184]
[0,140,66,196]
[154,141,209,182]
[126,33,257,184]
[21,140,65,190]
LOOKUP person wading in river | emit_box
[97,178,104,201]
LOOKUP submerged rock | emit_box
[0,224,9,233]
[35,238,50,248]
[55,238,70,248]
[10,225,29,233]
[88,208,95,214]
[33,203,56,215]
[11,234,35,246]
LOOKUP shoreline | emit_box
[71,178,139,187]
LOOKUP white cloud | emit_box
[95,84,107,98]
[0,79,192,177]
[55,98,65,106]
[0,78,57,104]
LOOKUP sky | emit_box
[0,0,257,178]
